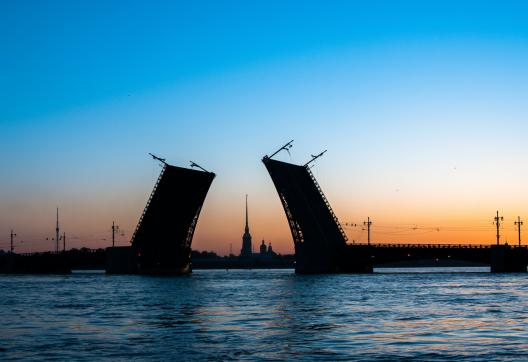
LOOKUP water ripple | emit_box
[1,269,528,361]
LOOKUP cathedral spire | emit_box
[240,194,252,257]
[245,194,249,233]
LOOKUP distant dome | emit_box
[260,240,267,254]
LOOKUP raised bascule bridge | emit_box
[262,141,528,274]
[106,154,215,274]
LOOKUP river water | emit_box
[1,268,528,361]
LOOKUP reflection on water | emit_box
[1,269,528,361]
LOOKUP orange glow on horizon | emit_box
[3,162,528,255]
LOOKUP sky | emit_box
[2,1,528,254]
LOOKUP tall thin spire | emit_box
[240,194,252,257]
[245,194,249,233]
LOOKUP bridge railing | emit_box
[9,249,103,257]
[348,243,494,249]
[130,164,167,244]
[305,166,348,242]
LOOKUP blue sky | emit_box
[3,1,528,121]
[2,1,528,253]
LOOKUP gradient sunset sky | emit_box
[2,1,528,254]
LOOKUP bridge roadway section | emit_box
[341,243,528,273]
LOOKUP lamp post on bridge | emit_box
[494,211,504,246]
[364,217,372,246]
[111,221,120,247]
[10,230,16,253]
[514,216,523,247]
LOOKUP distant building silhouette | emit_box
[260,239,267,255]
[240,195,252,257]
[258,239,277,258]
[267,242,276,256]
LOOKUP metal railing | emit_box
[278,191,305,245]
[306,166,348,242]
[130,165,167,243]
[348,243,497,249]
[13,249,102,257]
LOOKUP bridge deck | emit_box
[351,243,496,249]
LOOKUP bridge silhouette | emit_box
[262,142,528,274]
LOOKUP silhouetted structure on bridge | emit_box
[106,155,215,274]
[262,142,372,273]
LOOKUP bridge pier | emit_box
[294,245,335,274]
[339,245,374,273]
[490,245,528,273]
[105,246,138,274]
[293,244,373,274]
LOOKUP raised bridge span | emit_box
[262,144,528,274]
